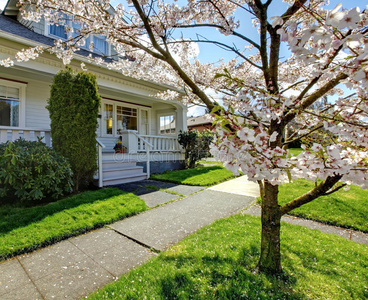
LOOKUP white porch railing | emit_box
[132,132,153,178]
[96,138,106,188]
[137,135,181,152]
[0,126,52,147]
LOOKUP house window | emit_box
[117,105,137,133]
[93,35,108,56]
[49,24,67,39]
[48,15,109,56]
[49,13,68,39]
[160,114,176,134]
[0,82,25,127]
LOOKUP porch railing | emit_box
[96,138,106,188]
[132,132,153,178]
[0,126,52,147]
[137,135,181,152]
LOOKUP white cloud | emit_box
[187,105,206,117]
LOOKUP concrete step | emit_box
[103,166,144,179]
[102,160,138,169]
[103,173,148,185]
[102,152,130,160]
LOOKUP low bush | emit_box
[178,130,214,168]
[0,139,73,202]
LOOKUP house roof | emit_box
[0,1,185,97]
[0,14,107,59]
[187,115,213,127]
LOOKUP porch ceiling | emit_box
[99,86,181,110]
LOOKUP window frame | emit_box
[99,99,149,137]
[158,112,177,136]
[47,16,110,56]
[0,79,26,128]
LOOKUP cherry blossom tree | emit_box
[2,0,368,274]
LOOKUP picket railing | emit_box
[0,126,51,146]
[137,135,181,152]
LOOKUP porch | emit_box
[0,127,184,187]
[96,130,184,187]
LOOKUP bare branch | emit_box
[282,72,348,126]
[173,23,261,49]
[283,124,323,146]
[280,175,343,215]
[323,183,347,196]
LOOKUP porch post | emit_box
[121,130,138,154]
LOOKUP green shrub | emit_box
[48,67,101,191]
[0,139,73,202]
[178,130,214,168]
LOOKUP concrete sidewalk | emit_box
[0,185,254,300]
[1,176,367,299]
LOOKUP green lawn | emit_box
[151,165,236,186]
[88,214,368,299]
[0,188,147,261]
[288,147,303,156]
[278,179,368,232]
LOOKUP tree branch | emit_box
[173,24,261,49]
[283,124,323,146]
[282,72,348,126]
[280,174,343,215]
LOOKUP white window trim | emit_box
[0,79,26,128]
[158,112,177,136]
[100,99,150,137]
[46,22,111,56]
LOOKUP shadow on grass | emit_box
[158,245,302,300]
[0,188,126,235]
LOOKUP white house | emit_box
[0,0,186,186]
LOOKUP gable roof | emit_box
[0,13,113,61]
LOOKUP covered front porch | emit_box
[0,64,186,187]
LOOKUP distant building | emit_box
[187,115,213,132]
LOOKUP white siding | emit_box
[17,8,46,35]
[25,80,50,129]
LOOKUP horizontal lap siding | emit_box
[25,80,51,129]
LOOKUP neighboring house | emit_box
[187,115,213,132]
[0,0,186,186]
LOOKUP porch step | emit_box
[101,158,147,186]
[103,173,147,186]
[102,160,138,169]
[103,166,144,179]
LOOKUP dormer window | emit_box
[48,13,68,39]
[47,16,109,56]
[49,24,67,39]
[93,35,108,56]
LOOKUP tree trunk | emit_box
[258,181,282,274]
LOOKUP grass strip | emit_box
[277,179,368,233]
[88,214,368,299]
[150,166,236,186]
[0,188,147,261]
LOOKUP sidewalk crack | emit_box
[16,257,46,300]
[105,226,161,254]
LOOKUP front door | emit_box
[100,100,146,137]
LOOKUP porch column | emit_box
[120,130,138,154]
[175,105,188,132]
